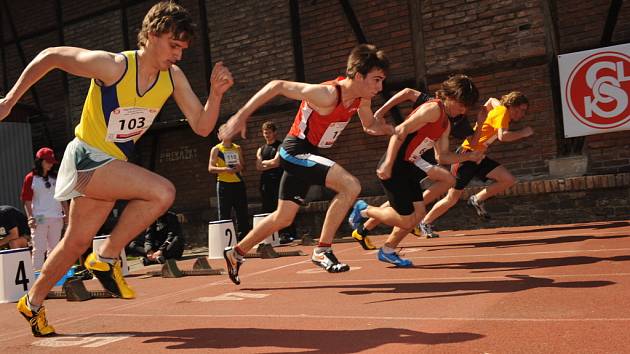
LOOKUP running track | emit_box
[1,220,629,353]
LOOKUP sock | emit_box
[360,208,368,218]
[381,245,396,254]
[315,242,331,253]
[97,253,117,265]
[234,246,246,258]
[26,295,41,312]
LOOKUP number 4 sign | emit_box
[0,248,34,303]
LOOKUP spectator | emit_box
[127,210,185,265]
[208,136,251,241]
[256,121,296,244]
[0,205,31,250]
[21,147,69,270]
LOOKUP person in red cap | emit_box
[21,148,68,271]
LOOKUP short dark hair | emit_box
[346,44,389,79]
[137,1,196,48]
[262,121,276,131]
[436,74,479,108]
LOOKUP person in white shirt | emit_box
[21,147,69,270]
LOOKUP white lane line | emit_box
[0,248,347,343]
[98,313,630,322]
[221,272,630,286]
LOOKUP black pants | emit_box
[217,181,251,240]
[127,239,184,259]
[260,177,297,238]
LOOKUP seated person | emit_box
[128,210,185,265]
[0,205,31,250]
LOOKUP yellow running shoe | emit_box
[17,295,56,337]
[351,229,376,250]
[85,252,135,299]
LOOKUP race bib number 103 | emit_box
[106,107,159,142]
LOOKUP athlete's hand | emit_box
[376,163,393,180]
[467,150,484,163]
[521,126,534,138]
[210,61,234,96]
[219,116,247,140]
[0,97,15,122]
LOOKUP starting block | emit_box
[146,257,224,278]
[208,220,237,259]
[0,248,34,303]
[47,278,115,301]
[253,213,280,247]
[245,243,306,259]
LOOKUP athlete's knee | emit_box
[273,212,294,229]
[342,175,361,198]
[152,180,176,210]
[504,175,517,187]
[400,215,418,230]
[444,174,456,187]
[444,192,460,206]
[61,237,92,255]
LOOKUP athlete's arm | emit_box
[234,146,245,173]
[255,147,265,171]
[373,88,422,120]
[219,80,337,140]
[376,102,439,179]
[207,146,233,174]
[262,152,281,171]
[357,99,394,136]
[172,62,233,137]
[435,125,482,164]
[0,227,19,247]
[468,97,500,147]
[498,126,534,142]
[0,47,124,121]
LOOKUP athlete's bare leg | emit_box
[423,187,464,225]
[320,163,361,244]
[473,165,516,202]
[27,160,175,305]
[236,200,299,252]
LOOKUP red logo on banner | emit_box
[565,51,630,129]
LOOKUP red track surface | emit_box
[1,220,629,353]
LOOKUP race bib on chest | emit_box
[106,107,159,142]
[223,151,240,167]
[318,121,349,148]
[408,137,435,162]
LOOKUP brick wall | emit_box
[1,0,629,246]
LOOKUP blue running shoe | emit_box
[378,248,413,267]
[348,200,368,230]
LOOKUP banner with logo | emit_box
[558,43,630,137]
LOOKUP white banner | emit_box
[558,43,630,137]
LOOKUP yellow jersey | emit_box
[461,105,511,152]
[75,50,173,160]
[214,143,243,183]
